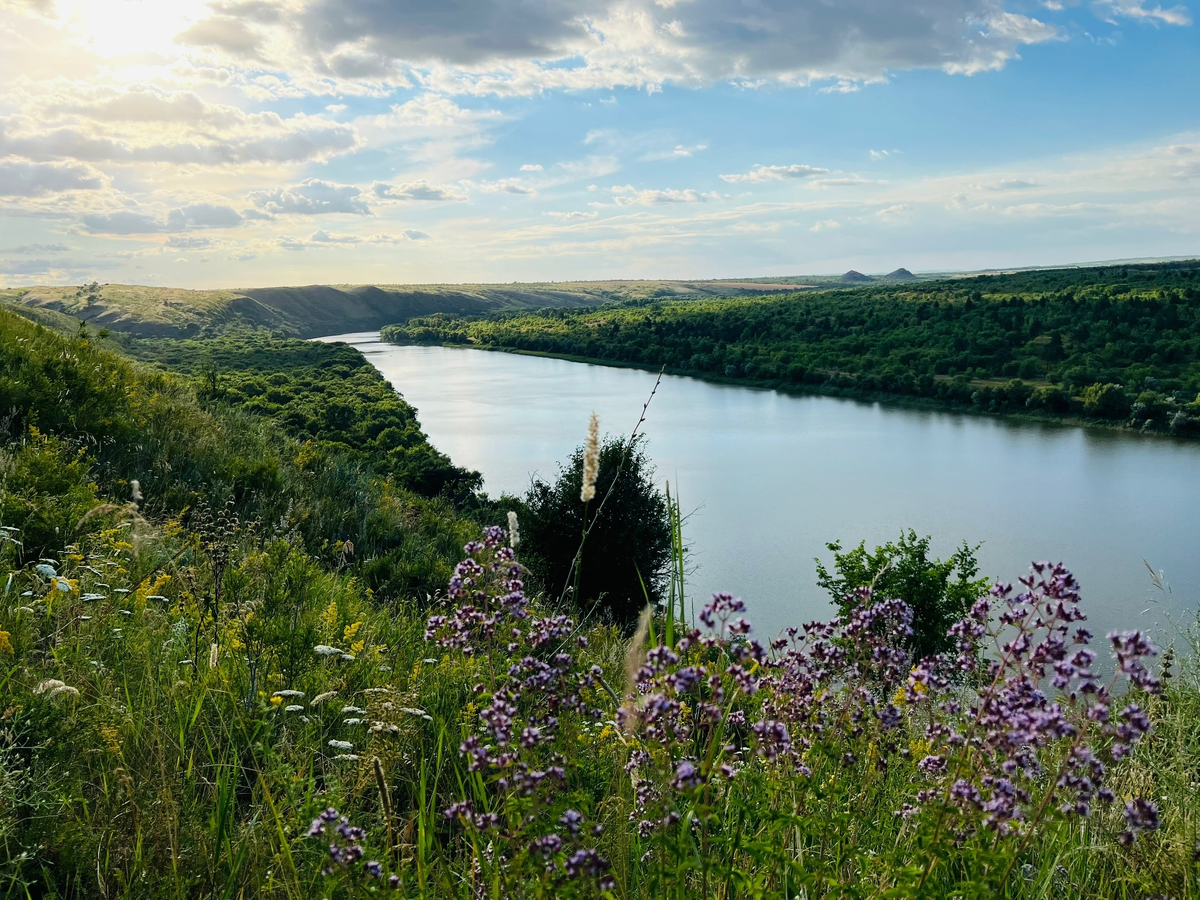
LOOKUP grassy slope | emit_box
[0,279,823,340]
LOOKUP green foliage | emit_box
[517,435,672,628]
[816,531,988,661]
[0,308,474,603]
[1081,382,1132,419]
[123,330,481,501]
[383,261,1200,435]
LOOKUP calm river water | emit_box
[321,332,1200,646]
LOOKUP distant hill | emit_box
[840,270,873,283]
[0,279,818,339]
[884,268,916,280]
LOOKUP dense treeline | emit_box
[124,331,480,501]
[383,261,1200,435]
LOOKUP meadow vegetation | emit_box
[382,261,1200,437]
[1,306,1198,899]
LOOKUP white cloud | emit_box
[372,179,468,201]
[0,157,103,196]
[611,184,720,205]
[1,242,71,254]
[545,210,598,219]
[248,178,371,215]
[521,163,543,171]
[810,219,841,232]
[279,228,429,249]
[720,164,830,183]
[1096,0,1192,25]
[80,202,244,234]
[480,178,538,195]
[809,177,874,188]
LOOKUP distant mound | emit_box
[884,268,917,280]
[840,270,873,283]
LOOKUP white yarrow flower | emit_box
[327,739,354,751]
[313,645,343,657]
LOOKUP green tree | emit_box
[517,435,672,629]
[815,530,988,662]
[1081,383,1131,419]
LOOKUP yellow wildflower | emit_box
[0,630,12,655]
[319,599,339,638]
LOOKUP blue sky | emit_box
[0,0,1195,287]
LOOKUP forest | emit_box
[383,261,1200,435]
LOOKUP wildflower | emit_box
[314,645,343,657]
[272,690,305,699]
[284,704,304,713]
[34,679,79,699]
[507,510,520,547]
[580,412,599,502]
[129,479,142,503]
[209,643,219,668]
[0,630,11,655]
[328,739,354,751]
[34,564,56,578]
[310,691,338,706]
[1118,798,1160,845]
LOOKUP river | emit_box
[320,332,1200,646]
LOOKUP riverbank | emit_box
[384,337,1196,443]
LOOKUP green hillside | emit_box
[0,278,818,339]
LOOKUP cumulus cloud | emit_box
[0,157,103,196]
[80,202,244,234]
[521,163,543,171]
[190,0,1064,93]
[611,185,720,205]
[720,164,830,183]
[810,219,841,232]
[480,179,538,195]
[372,179,468,201]
[176,15,267,58]
[248,178,371,215]
[0,110,358,167]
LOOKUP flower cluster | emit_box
[306,807,399,891]
[905,563,1162,844]
[429,528,614,895]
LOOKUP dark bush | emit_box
[517,435,672,629]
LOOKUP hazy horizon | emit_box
[0,0,1197,290]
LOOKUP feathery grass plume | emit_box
[507,510,520,548]
[619,605,654,733]
[580,412,600,502]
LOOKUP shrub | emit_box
[1081,382,1131,419]
[516,434,671,628]
[815,530,988,661]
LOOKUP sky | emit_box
[0,0,1196,288]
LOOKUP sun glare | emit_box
[54,0,211,59]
